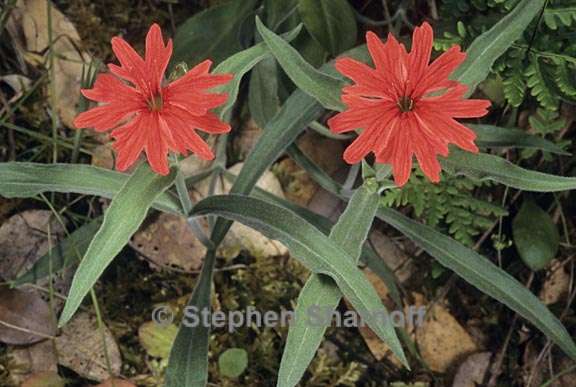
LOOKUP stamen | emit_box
[397,96,414,113]
[147,94,163,111]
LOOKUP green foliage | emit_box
[528,108,567,136]
[381,171,507,246]
[171,0,258,67]
[513,199,559,271]
[502,68,526,107]
[218,348,248,378]
[437,0,576,111]
[521,109,570,159]
[543,5,576,29]
[297,0,357,56]
[524,54,559,110]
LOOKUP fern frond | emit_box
[382,171,504,246]
[503,69,526,107]
[554,64,576,98]
[528,109,567,135]
[525,56,559,110]
[544,6,576,30]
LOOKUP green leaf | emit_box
[278,183,401,387]
[441,149,576,192]
[452,0,546,93]
[377,207,576,360]
[513,199,559,271]
[297,0,357,55]
[255,16,345,111]
[166,250,216,387]
[192,194,408,367]
[58,163,177,326]
[171,0,258,67]
[248,57,281,127]
[263,0,299,31]
[12,217,103,286]
[0,162,182,215]
[290,27,329,68]
[471,124,570,155]
[213,25,302,120]
[218,348,249,378]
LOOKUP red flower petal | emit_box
[328,95,396,134]
[170,60,213,87]
[145,23,173,93]
[143,114,170,175]
[420,98,491,118]
[110,36,149,94]
[386,128,414,187]
[335,57,389,93]
[412,45,466,98]
[80,74,143,104]
[73,104,135,131]
[112,115,147,171]
[343,128,379,164]
[407,22,433,88]
[162,112,215,160]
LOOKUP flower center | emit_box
[397,96,414,113]
[147,94,164,112]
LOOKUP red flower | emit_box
[74,24,233,175]
[328,22,490,186]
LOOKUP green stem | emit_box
[90,289,115,378]
[173,156,193,215]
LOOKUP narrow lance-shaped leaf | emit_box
[278,181,402,387]
[441,148,576,192]
[213,25,302,120]
[471,124,570,155]
[249,57,281,128]
[0,162,181,215]
[171,0,258,67]
[192,194,409,368]
[297,0,357,55]
[377,206,576,360]
[59,163,177,326]
[255,16,345,111]
[166,250,217,387]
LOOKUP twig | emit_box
[381,0,393,33]
[487,272,535,387]
[0,319,56,340]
